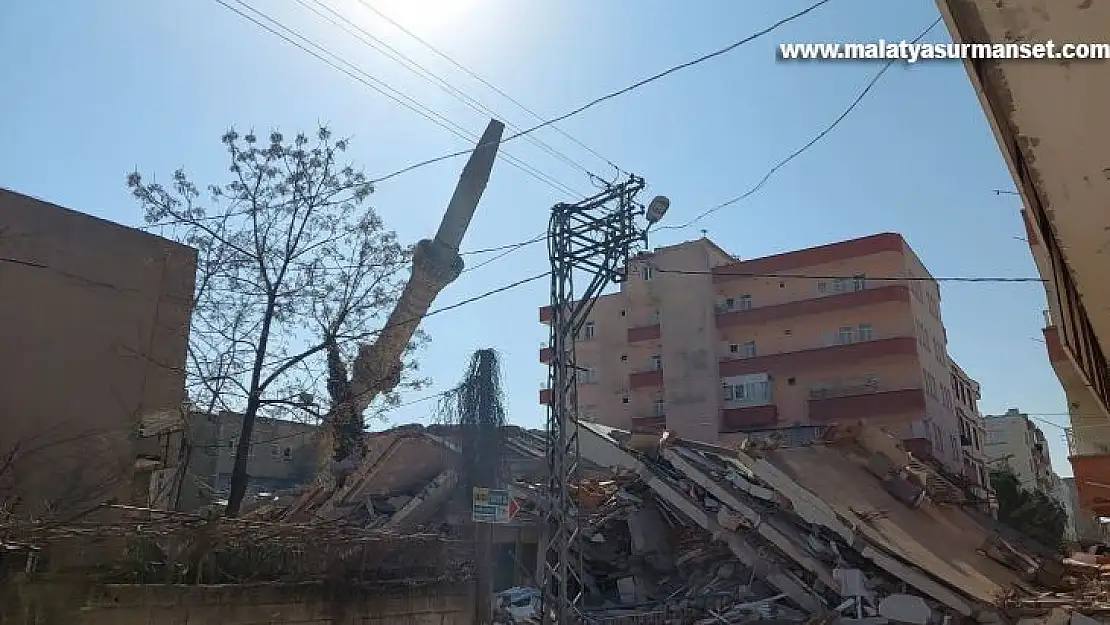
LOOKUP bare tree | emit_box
[128,127,427,516]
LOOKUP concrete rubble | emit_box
[244,421,1107,624]
[497,421,1101,625]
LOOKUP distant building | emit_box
[950,360,990,493]
[0,188,196,517]
[141,411,321,511]
[540,233,970,475]
[984,408,1055,494]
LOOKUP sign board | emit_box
[472,487,520,524]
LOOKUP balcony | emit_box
[808,388,926,423]
[720,404,778,433]
[1043,324,1110,421]
[539,343,553,364]
[716,284,910,329]
[627,324,661,343]
[1066,424,1110,516]
[629,369,663,389]
[719,336,917,377]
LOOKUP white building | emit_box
[949,360,989,496]
[984,408,1055,494]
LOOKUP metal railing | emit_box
[808,381,879,400]
[1066,424,1110,457]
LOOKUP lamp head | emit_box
[645,196,670,224]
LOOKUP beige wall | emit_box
[548,234,959,458]
[4,581,474,624]
[901,242,964,472]
[0,189,195,517]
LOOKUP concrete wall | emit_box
[3,580,475,625]
[0,189,195,516]
[547,234,953,446]
[984,411,1050,492]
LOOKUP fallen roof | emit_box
[574,421,1053,621]
[764,444,1028,605]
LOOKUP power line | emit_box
[197,387,454,448]
[214,0,586,198]
[655,266,1044,283]
[298,0,608,184]
[662,15,944,231]
[356,0,624,178]
[369,0,836,185]
[414,15,947,260]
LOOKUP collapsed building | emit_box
[240,420,1107,624]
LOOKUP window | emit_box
[650,355,662,371]
[582,322,596,340]
[729,343,739,354]
[852,274,866,292]
[832,278,849,294]
[270,444,279,459]
[641,265,656,281]
[621,396,630,404]
[857,323,873,341]
[282,447,292,462]
[838,326,854,345]
[620,354,628,362]
[725,297,735,310]
[737,294,752,310]
[741,341,756,358]
[817,281,827,294]
[580,367,599,384]
[723,378,771,403]
[650,309,661,325]
[652,398,666,417]
[620,309,626,317]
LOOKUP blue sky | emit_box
[0,1,1074,474]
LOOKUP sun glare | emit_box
[361,0,476,37]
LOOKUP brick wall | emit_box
[3,580,475,624]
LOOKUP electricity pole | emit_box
[542,176,668,624]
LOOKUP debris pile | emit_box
[0,504,473,586]
[518,422,1105,625]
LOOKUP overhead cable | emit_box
[356,0,625,178]
[214,0,586,198]
[299,0,610,184]
[661,15,944,231]
[654,267,1044,283]
[368,0,836,184]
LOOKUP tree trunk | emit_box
[225,298,278,517]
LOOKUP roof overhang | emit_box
[935,0,1110,347]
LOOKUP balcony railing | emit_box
[1043,308,1052,328]
[1066,424,1110,457]
[808,380,879,400]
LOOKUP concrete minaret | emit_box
[350,119,505,413]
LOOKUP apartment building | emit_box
[950,360,989,491]
[984,408,1055,494]
[935,0,1110,515]
[539,233,969,474]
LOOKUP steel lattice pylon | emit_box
[542,175,648,624]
